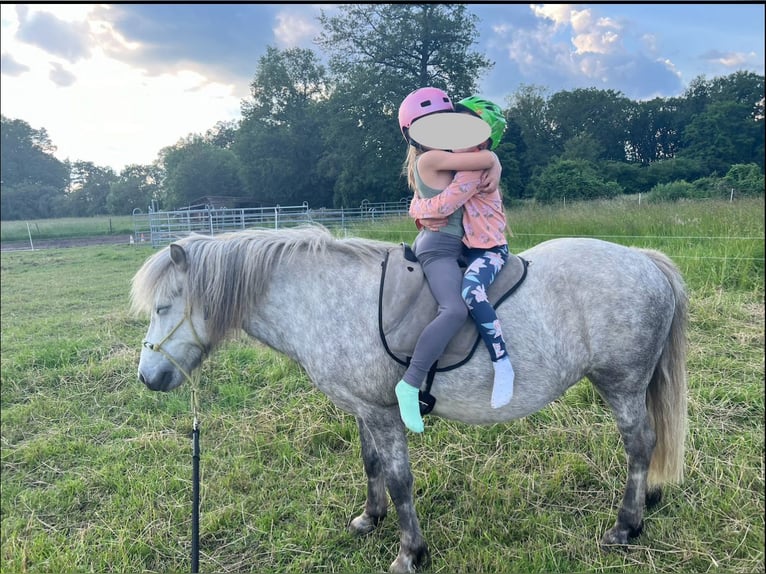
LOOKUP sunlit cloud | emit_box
[701,50,758,69]
[273,11,319,48]
[0,3,242,170]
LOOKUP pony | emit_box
[131,225,687,574]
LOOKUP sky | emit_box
[1,3,763,173]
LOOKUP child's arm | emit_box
[417,149,498,173]
[410,150,502,219]
[409,169,482,219]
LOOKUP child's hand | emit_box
[478,153,502,193]
[418,217,449,231]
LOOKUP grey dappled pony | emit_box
[131,225,687,574]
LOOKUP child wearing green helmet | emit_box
[408,95,516,411]
[393,88,513,434]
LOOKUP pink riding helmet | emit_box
[398,87,454,140]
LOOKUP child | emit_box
[394,88,508,433]
[409,96,515,411]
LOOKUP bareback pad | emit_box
[379,243,529,372]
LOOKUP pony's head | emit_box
[130,226,388,392]
[131,242,211,392]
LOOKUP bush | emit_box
[647,180,697,202]
[530,159,623,204]
[724,163,765,197]
[691,176,727,199]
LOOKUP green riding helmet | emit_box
[455,96,507,150]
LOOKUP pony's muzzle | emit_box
[139,368,176,392]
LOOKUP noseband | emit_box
[142,305,209,386]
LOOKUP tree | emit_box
[506,85,556,195]
[316,4,492,206]
[203,120,239,149]
[1,115,69,219]
[680,101,763,174]
[235,47,334,207]
[66,161,116,216]
[676,72,765,172]
[162,139,245,209]
[546,88,632,162]
[107,164,161,214]
[496,116,525,199]
[318,4,490,98]
[624,98,681,165]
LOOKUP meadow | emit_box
[1,198,763,573]
[0,216,135,243]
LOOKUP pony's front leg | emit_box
[358,409,429,574]
[349,415,388,535]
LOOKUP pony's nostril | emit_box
[138,371,148,386]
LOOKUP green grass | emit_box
[0,216,135,242]
[1,198,763,573]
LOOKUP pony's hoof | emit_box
[349,512,384,536]
[389,545,429,574]
[600,521,643,549]
[389,555,415,574]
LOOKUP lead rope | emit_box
[190,375,200,573]
[142,307,205,573]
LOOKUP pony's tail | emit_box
[641,249,688,488]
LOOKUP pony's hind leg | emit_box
[354,409,429,574]
[349,416,388,535]
[599,388,657,547]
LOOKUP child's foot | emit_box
[491,356,514,408]
[395,380,424,433]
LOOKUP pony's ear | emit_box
[169,244,189,272]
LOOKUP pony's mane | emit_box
[131,225,391,346]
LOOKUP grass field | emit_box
[0,216,135,243]
[1,198,763,573]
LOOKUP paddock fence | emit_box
[131,199,411,248]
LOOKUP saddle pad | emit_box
[379,243,528,371]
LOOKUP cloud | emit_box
[530,4,573,30]
[0,4,245,170]
[49,61,76,87]
[1,53,29,76]
[273,10,320,49]
[701,49,759,69]
[488,4,685,100]
[96,4,279,92]
[14,5,92,63]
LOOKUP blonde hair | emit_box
[402,145,424,193]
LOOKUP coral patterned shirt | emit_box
[409,169,509,249]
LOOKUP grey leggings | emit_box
[401,230,468,388]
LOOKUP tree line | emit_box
[1,5,763,221]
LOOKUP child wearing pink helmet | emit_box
[393,87,513,434]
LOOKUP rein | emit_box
[142,306,206,573]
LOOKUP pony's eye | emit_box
[156,305,170,315]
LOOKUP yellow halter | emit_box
[142,304,208,419]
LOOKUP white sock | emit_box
[491,356,514,408]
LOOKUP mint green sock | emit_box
[395,380,424,433]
